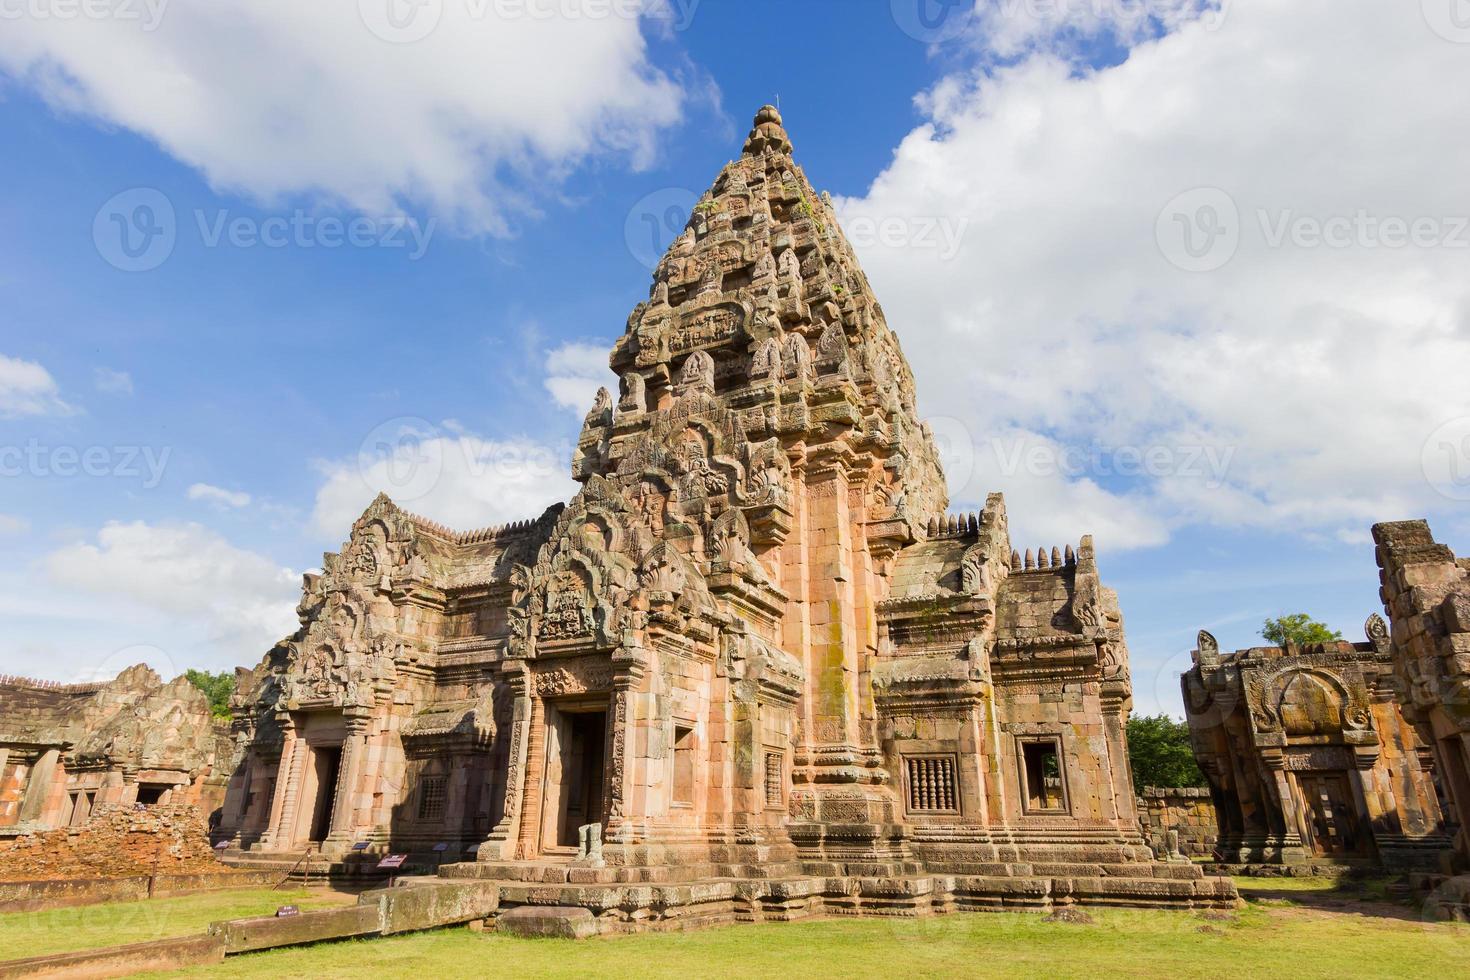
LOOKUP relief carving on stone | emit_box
[781,333,813,383]
[533,657,615,697]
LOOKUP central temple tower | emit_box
[221,108,1232,912]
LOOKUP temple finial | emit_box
[743,104,792,157]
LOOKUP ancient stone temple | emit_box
[1182,624,1453,872]
[1373,520,1470,912]
[0,665,230,835]
[218,107,1230,915]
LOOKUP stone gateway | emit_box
[1182,623,1452,872]
[216,107,1232,918]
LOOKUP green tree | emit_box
[1261,613,1342,647]
[184,669,236,720]
[1126,714,1205,790]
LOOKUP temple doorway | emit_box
[1296,772,1363,857]
[541,705,608,851]
[306,745,343,844]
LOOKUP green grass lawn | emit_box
[1231,874,1357,892]
[0,887,356,962]
[129,879,1469,980]
[6,877,1465,979]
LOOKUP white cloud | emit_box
[0,2,684,234]
[93,367,134,395]
[837,0,1470,551]
[187,482,251,508]
[312,419,578,536]
[0,353,74,418]
[0,514,30,535]
[42,521,299,665]
[967,0,1227,60]
[543,340,613,412]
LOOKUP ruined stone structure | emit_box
[0,666,231,836]
[219,107,1231,915]
[0,803,225,881]
[1136,787,1217,860]
[1182,622,1453,872]
[1374,521,1470,911]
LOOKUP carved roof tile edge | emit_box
[400,503,562,546]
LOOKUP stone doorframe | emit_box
[534,696,612,855]
[258,709,371,853]
[479,651,645,862]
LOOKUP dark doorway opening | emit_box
[135,784,167,805]
[1022,740,1065,812]
[1297,772,1364,857]
[556,710,607,848]
[308,745,343,843]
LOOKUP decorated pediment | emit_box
[319,494,432,594]
[282,592,401,709]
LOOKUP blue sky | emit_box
[3,1,1469,714]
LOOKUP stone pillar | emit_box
[1264,754,1308,860]
[326,718,369,844]
[481,671,532,860]
[246,763,275,834]
[219,754,252,836]
[261,722,306,850]
[1101,691,1135,827]
[1348,746,1391,842]
[513,696,547,859]
[804,463,860,751]
[604,646,648,846]
[18,747,60,825]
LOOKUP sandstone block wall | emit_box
[1137,787,1217,858]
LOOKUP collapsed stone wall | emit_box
[1137,787,1217,858]
[0,804,226,881]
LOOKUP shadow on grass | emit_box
[1236,875,1424,922]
